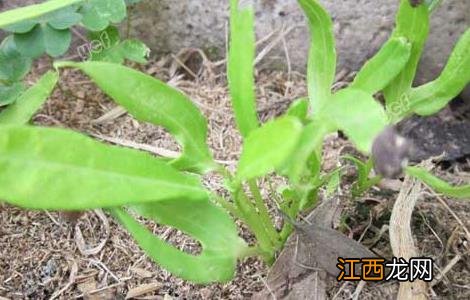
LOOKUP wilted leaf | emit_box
[55,61,215,173]
[0,126,208,210]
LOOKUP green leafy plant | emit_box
[0,0,468,284]
[0,0,147,105]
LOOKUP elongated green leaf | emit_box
[407,166,470,199]
[0,71,58,124]
[228,0,259,138]
[343,155,380,197]
[112,197,247,283]
[55,61,215,173]
[298,0,336,114]
[350,37,411,95]
[0,0,83,28]
[281,121,330,183]
[236,116,303,182]
[325,88,388,153]
[383,0,429,112]
[0,126,208,210]
[407,29,470,116]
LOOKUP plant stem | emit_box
[235,190,275,263]
[248,179,280,247]
[238,245,266,259]
[212,194,242,219]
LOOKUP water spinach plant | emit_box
[0,0,469,283]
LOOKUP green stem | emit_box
[212,194,242,219]
[235,190,275,263]
[279,222,294,244]
[238,245,265,259]
[248,179,280,247]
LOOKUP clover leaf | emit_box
[79,0,127,31]
[88,26,149,64]
[0,36,32,83]
[4,6,82,58]
[0,82,24,107]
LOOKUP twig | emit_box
[431,254,461,287]
[254,25,299,66]
[427,190,470,241]
[75,209,109,256]
[352,281,367,300]
[89,132,236,165]
[389,175,428,299]
[49,258,78,300]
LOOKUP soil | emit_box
[0,53,469,299]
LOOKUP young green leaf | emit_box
[406,166,470,199]
[298,0,336,114]
[0,125,208,210]
[112,198,247,283]
[325,168,341,196]
[0,82,24,106]
[80,0,127,32]
[281,121,330,183]
[407,28,470,116]
[55,61,215,173]
[0,0,83,28]
[286,98,310,122]
[343,155,381,197]
[350,37,412,95]
[236,116,303,182]
[227,0,259,138]
[383,0,429,111]
[0,71,58,124]
[325,88,388,153]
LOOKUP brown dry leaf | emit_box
[125,282,162,299]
